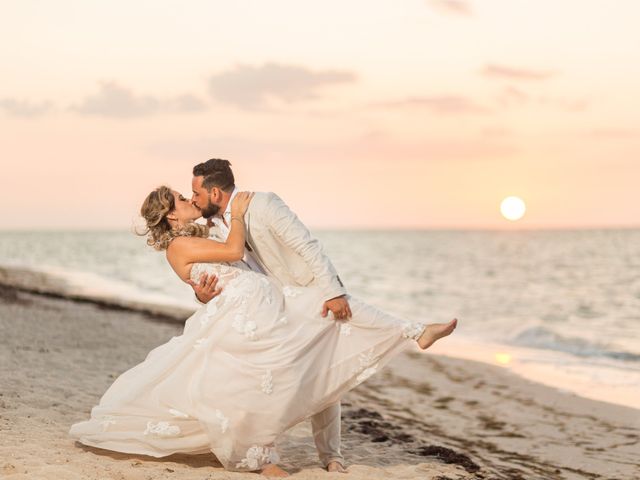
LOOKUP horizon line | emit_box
[1,225,639,233]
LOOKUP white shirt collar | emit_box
[209,187,238,231]
[213,187,239,228]
[223,187,239,219]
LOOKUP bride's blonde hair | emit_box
[138,185,209,251]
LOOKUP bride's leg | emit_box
[345,297,457,350]
[345,295,458,350]
[416,318,458,350]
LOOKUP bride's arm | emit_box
[169,234,243,264]
[167,192,254,264]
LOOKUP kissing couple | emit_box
[69,158,458,476]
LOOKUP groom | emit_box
[189,158,351,475]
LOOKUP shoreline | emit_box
[427,337,640,410]
[1,286,639,479]
[0,264,193,323]
[2,263,637,410]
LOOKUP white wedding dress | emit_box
[69,261,426,471]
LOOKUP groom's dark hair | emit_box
[192,158,235,192]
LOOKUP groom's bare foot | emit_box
[417,318,457,350]
[326,460,348,473]
[259,463,290,477]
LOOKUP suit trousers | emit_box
[310,401,344,467]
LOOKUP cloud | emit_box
[480,126,513,138]
[167,94,208,113]
[428,0,473,16]
[538,96,588,112]
[584,128,638,139]
[354,134,517,161]
[208,62,357,110]
[147,131,517,165]
[0,99,52,117]
[493,85,588,112]
[496,86,531,108]
[481,64,555,81]
[374,95,490,115]
[496,86,530,107]
[72,81,208,118]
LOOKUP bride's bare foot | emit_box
[326,460,348,473]
[417,318,457,350]
[259,463,290,477]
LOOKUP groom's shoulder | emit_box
[252,191,285,206]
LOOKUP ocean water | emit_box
[1,229,639,408]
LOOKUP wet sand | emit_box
[1,286,639,479]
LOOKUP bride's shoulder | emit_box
[168,235,212,250]
[166,236,192,257]
[166,236,214,267]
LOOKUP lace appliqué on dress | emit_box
[282,286,300,298]
[261,370,274,395]
[235,445,280,470]
[402,322,426,341]
[144,421,181,437]
[215,409,229,433]
[353,348,380,384]
[190,264,277,343]
[221,280,246,303]
[259,277,274,305]
[339,323,351,336]
[201,299,219,326]
[190,263,251,308]
[232,313,258,340]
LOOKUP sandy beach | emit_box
[1,285,639,480]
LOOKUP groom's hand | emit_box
[189,273,222,304]
[322,296,352,321]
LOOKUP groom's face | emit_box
[191,176,222,219]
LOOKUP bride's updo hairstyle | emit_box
[139,185,209,251]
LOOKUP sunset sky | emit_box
[2,0,639,229]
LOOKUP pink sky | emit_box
[1,0,639,229]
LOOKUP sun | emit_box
[500,196,526,221]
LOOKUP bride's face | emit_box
[170,191,201,224]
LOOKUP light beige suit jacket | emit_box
[238,192,346,303]
[208,191,346,466]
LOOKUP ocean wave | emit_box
[0,264,195,322]
[510,326,640,362]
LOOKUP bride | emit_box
[69,186,457,476]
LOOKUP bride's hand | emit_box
[230,191,254,218]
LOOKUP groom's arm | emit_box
[190,272,222,304]
[264,193,347,303]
